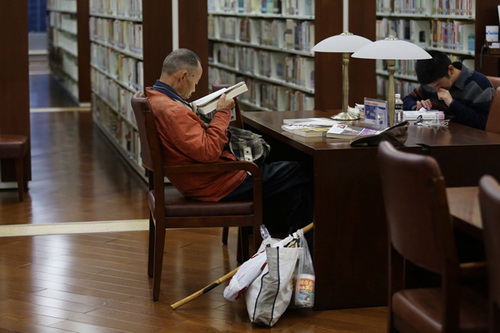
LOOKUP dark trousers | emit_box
[221,161,313,236]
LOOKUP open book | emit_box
[191,81,248,115]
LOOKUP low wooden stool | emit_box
[0,134,29,201]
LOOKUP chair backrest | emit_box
[486,87,500,134]
[378,141,459,275]
[479,174,500,332]
[131,91,154,172]
[212,82,244,128]
[131,90,168,209]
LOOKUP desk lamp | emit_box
[352,36,431,126]
[312,33,372,120]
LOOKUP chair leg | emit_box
[147,213,155,278]
[236,227,250,263]
[153,226,166,302]
[222,227,229,245]
[14,157,24,202]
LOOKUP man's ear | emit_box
[178,69,188,81]
[447,64,454,76]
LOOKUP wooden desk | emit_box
[447,186,482,240]
[243,110,500,310]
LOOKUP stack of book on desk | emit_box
[281,117,381,139]
[281,118,338,137]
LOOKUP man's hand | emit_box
[216,93,235,111]
[416,99,432,110]
[436,88,453,106]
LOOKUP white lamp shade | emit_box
[352,36,432,60]
[312,33,372,53]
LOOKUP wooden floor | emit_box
[0,60,388,332]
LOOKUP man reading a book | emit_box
[146,48,313,237]
[403,50,494,130]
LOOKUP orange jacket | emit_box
[146,88,246,201]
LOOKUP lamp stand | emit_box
[387,59,395,127]
[332,52,359,121]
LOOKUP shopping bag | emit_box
[223,239,273,302]
[224,225,295,302]
[244,245,301,327]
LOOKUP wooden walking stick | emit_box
[171,222,314,310]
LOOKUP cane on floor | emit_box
[171,222,314,310]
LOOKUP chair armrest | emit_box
[164,161,262,178]
[460,261,487,278]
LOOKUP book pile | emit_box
[281,118,338,137]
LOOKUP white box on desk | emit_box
[403,110,444,121]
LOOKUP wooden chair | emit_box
[378,141,487,333]
[131,91,262,301]
[0,134,29,201]
[486,86,500,134]
[479,175,500,333]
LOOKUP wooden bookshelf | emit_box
[47,0,91,105]
[207,0,375,112]
[0,1,31,185]
[90,0,208,177]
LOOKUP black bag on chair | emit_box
[228,126,271,163]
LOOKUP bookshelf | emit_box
[0,1,31,185]
[207,0,376,111]
[375,0,498,98]
[89,0,208,177]
[47,0,91,105]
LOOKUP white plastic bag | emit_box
[244,245,301,327]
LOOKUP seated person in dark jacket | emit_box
[403,50,494,130]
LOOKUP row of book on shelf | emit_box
[91,43,144,91]
[91,93,142,168]
[47,0,76,12]
[89,0,142,19]
[51,29,78,57]
[208,67,314,111]
[376,18,474,52]
[91,68,137,126]
[211,44,314,89]
[209,16,315,52]
[209,0,314,16]
[50,47,79,81]
[377,0,474,17]
[90,17,143,56]
[48,11,77,35]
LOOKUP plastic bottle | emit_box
[394,93,403,124]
